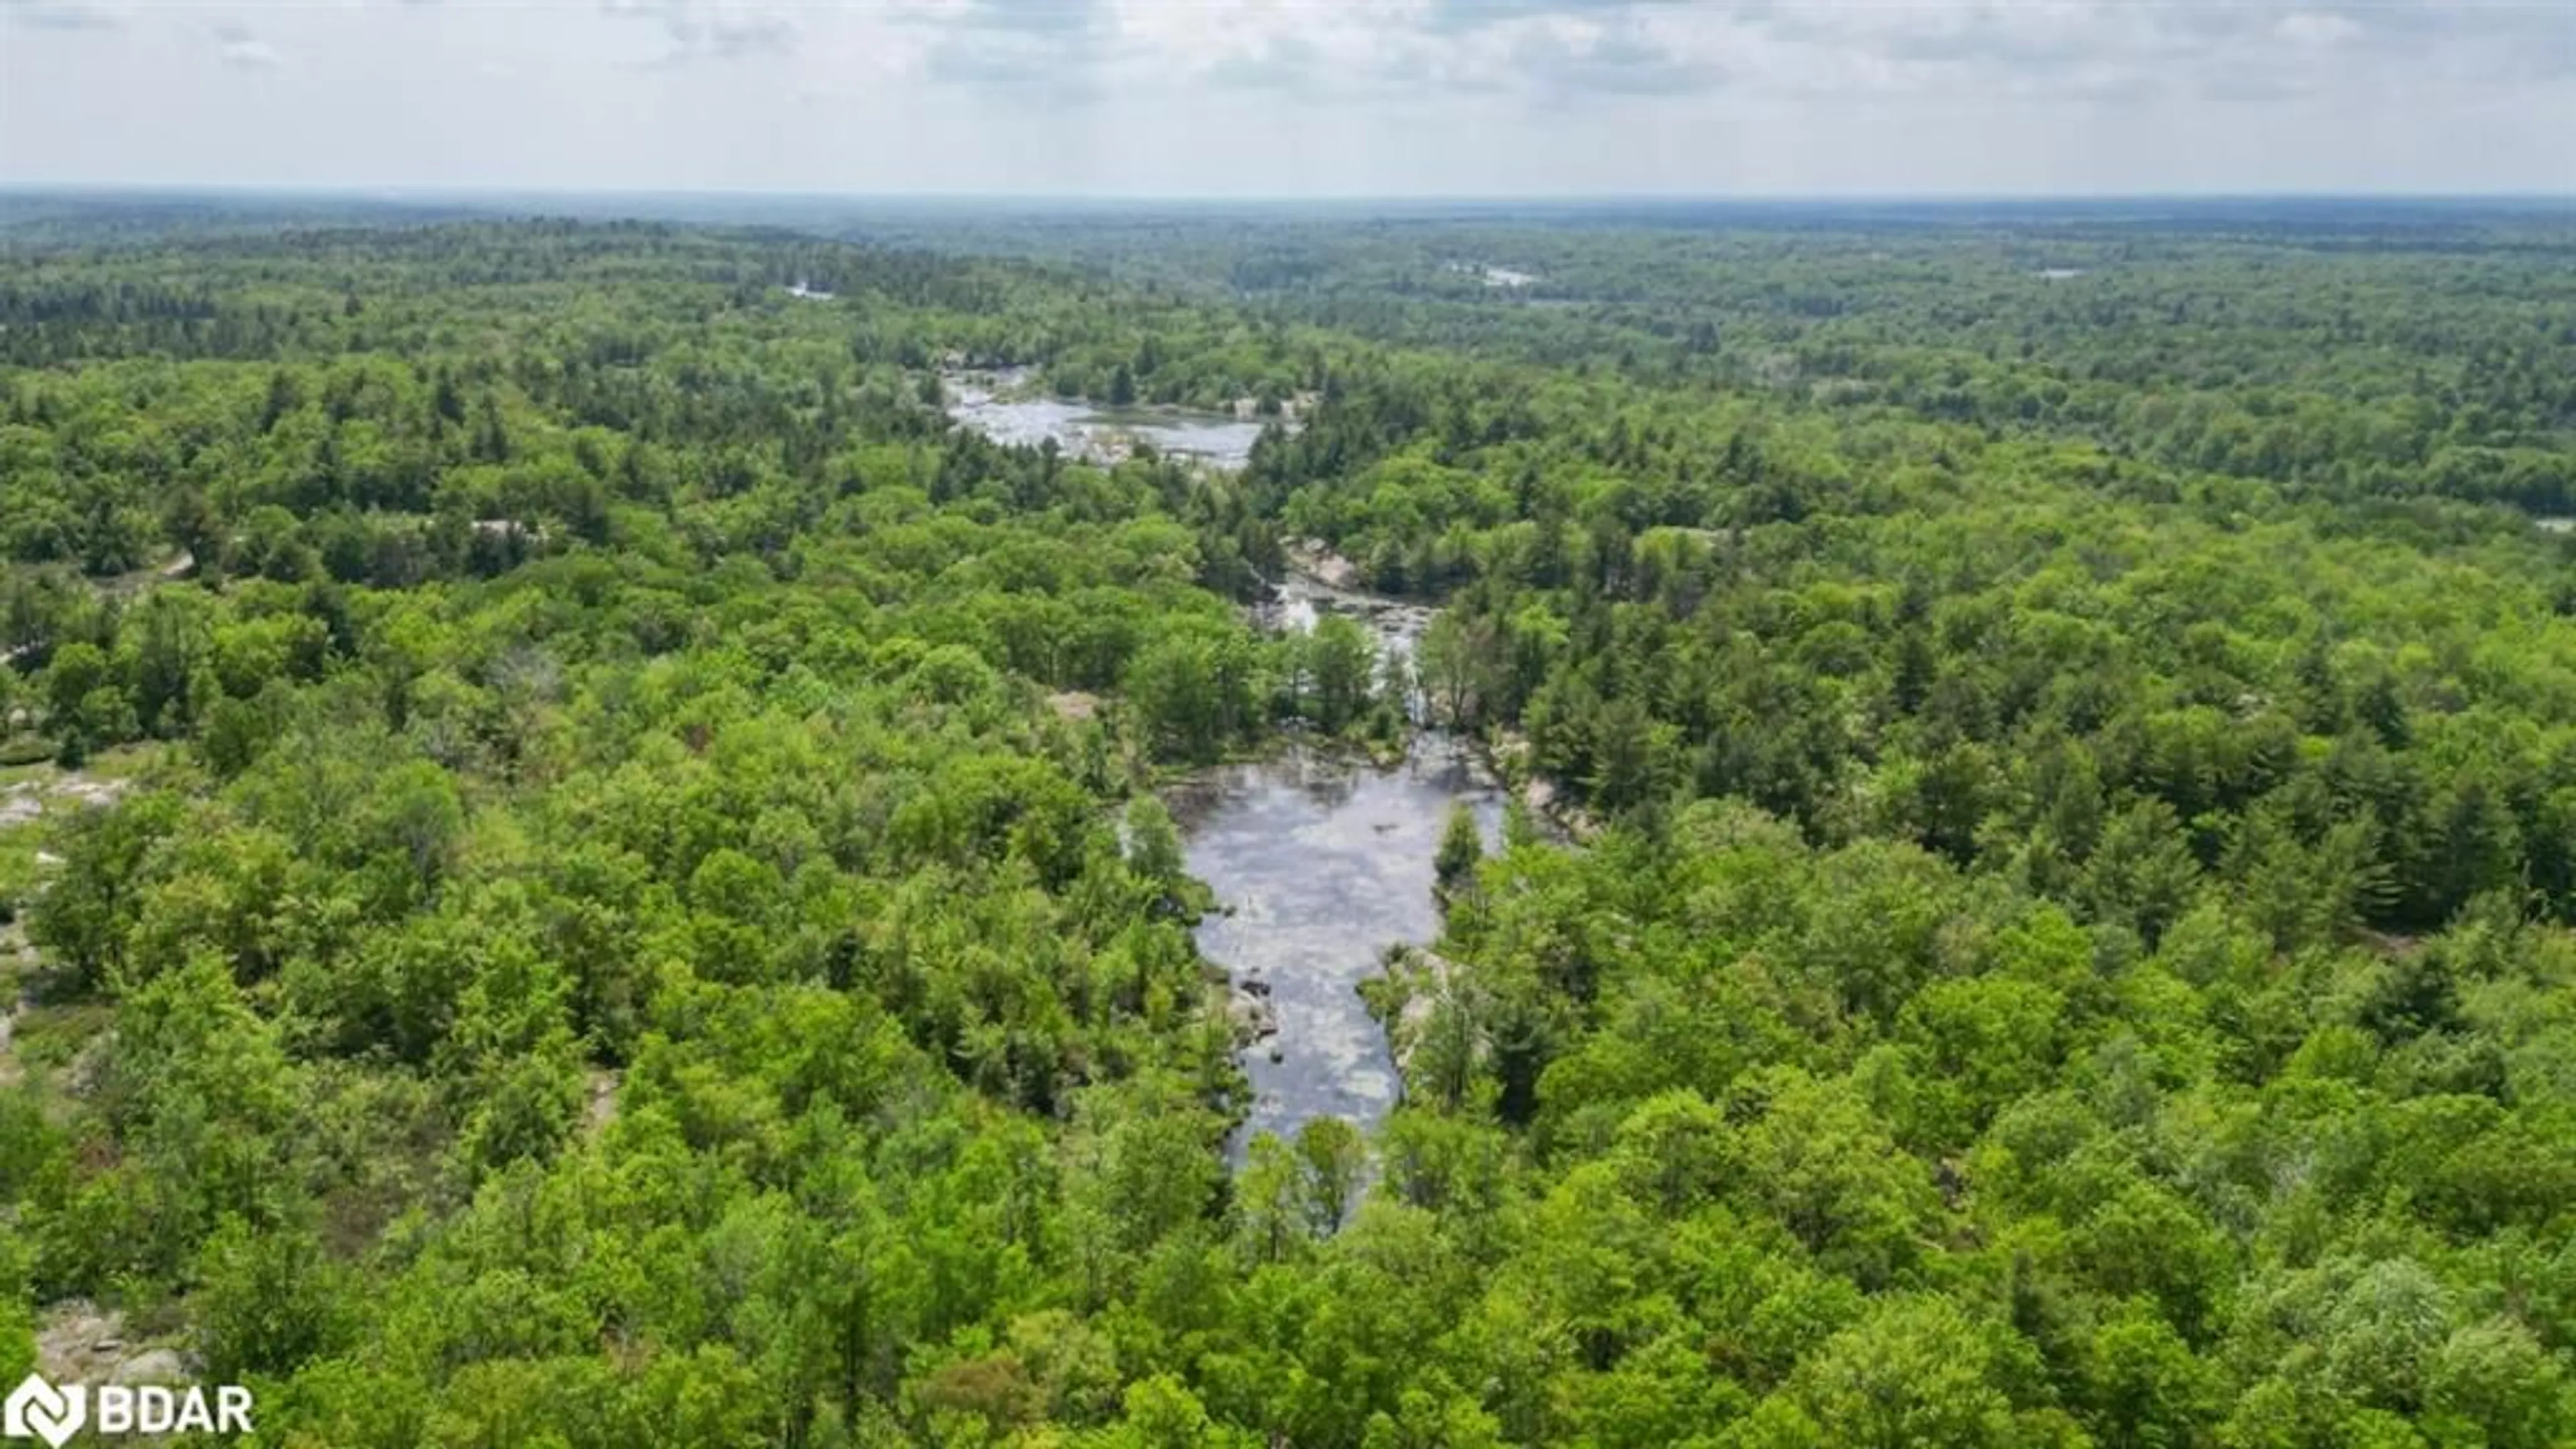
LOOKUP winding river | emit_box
[938,390,1497,1151]
[1171,572,1506,1155]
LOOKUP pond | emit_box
[1172,567,1503,1157]
[946,368,1276,470]
[1445,260,1539,289]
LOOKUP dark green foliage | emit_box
[1,204,2573,1447]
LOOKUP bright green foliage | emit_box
[1434,802,1483,904]
[1,204,2573,1448]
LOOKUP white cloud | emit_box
[0,0,2567,193]
[1,0,119,32]
[602,0,798,66]
[212,21,280,69]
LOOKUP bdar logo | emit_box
[3,1373,254,1444]
[3,1375,86,1449]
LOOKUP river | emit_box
[1171,570,1506,1157]
[936,378,1498,1152]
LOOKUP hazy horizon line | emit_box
[4,182,2573,209]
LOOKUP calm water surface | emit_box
[951,366,1480,1149]
[947,368,1273,469]
[1175,574,1502,1155]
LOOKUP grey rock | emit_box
[112,1349,189,1386]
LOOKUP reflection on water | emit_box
[1175,570,1499,1157]
[1445,260,1540,289]
[1175,738,1503,1157]
[946,368,1275,470]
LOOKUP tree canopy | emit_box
[3,198,2574,1447]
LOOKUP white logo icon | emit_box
[1,1371,254,1443]
[3,1375,87,1449]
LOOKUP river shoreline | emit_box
[1172,560,1504,1157]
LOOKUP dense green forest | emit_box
[839,202,2576,513]
[3,199,2575,1447]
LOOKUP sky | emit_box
[1,1,2572,197]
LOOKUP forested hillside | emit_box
[2,203,2574,1448]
